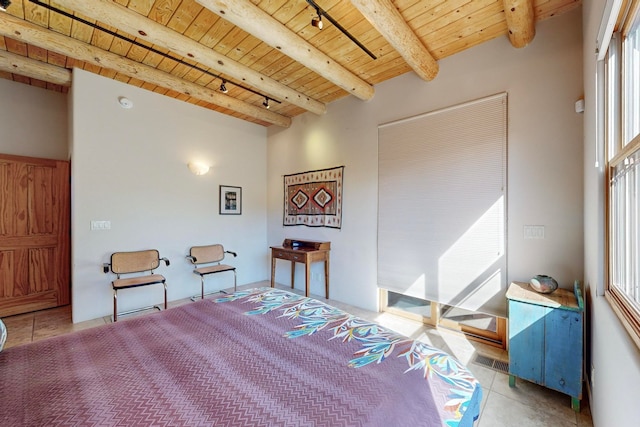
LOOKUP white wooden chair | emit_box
[103,249,170,321]
[186,244,237,300]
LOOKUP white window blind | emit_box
[378,93,507,317]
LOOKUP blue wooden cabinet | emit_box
[506,281,584,411]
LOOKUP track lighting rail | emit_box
[305,0,376,60]
[27,0,281,107]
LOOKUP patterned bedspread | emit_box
[0,288,482,426]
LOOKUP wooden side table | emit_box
[506,281,584,411]
[270,239,330,298]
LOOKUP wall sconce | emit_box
[188,162,210,176]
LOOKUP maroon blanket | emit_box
[0,288,481,426]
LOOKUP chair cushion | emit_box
[194,264,235,276]
[111,250,161,274]
[112,274,166,290]
[190,245,225,265]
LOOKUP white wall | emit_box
[582,1,640,425]
[0,79,68,159]
[268,8,584,313]
[71,68,268,323]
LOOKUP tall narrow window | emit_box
[378,93,507,318]
[623,22,640,143]
[606,6,640,349]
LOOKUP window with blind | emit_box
[377,93,507,318]
[604,4,640,349]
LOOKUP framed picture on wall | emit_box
[219,185,242,215]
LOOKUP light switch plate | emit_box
[91,220,111,230]
[523,225,544,239]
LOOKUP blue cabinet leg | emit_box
[509,374,516,388]
[571,397,580,412]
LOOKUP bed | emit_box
[0,288,482,426]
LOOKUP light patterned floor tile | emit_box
[479,390,578,427]
[492,372,580,423]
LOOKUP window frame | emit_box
[605,5,640,349]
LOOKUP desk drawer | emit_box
[273,250,304,262]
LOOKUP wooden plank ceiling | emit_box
[0,0,581,127]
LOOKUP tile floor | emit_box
[1,281,593,427]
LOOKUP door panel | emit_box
[544,310,583,396]
[0,154,70,317]
[508,301,545,385]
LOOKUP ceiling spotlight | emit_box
[311,8,323,29]
[219,80,228,93]
[0,0,11,12]
[263,98,270,109]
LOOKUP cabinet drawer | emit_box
[273,251,305,262]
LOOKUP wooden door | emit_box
[0,153,70,317]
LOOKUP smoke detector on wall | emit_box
[118,97,133,109]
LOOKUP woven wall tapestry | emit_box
[283,166,344,229]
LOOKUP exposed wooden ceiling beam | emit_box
[51,0,326,116]
[503,0,536,48]
[0,13,291,128]
[349,0,438,81]
[195,0,375,101]
[0,50,71,86]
